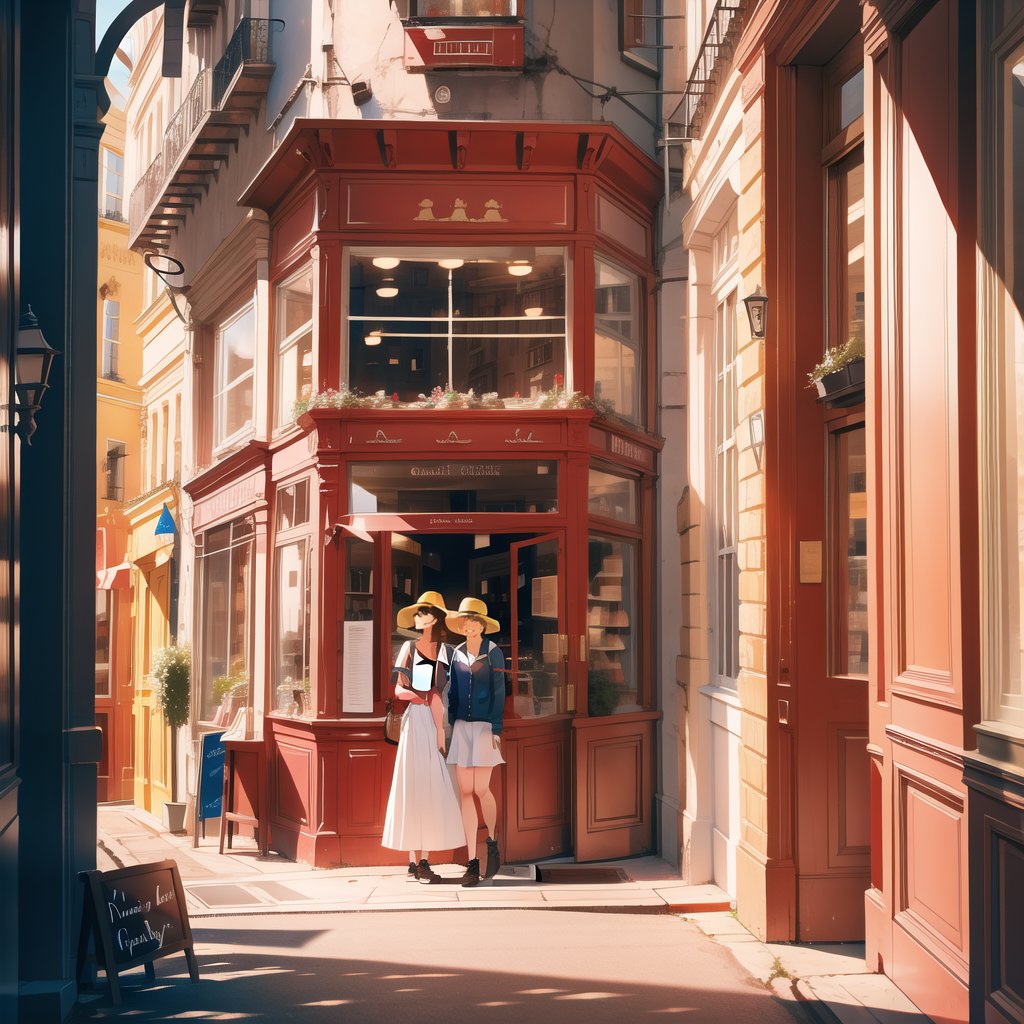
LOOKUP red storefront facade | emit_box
[185,120,664,867]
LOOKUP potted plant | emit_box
[807,335,865,407]
[151,643,191,832]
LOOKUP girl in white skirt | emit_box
[381,592,465,884]
[445,597,506,887]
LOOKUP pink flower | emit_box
[554,373,564,387]
[392,392,399,403]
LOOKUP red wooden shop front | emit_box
[196,120,665,867]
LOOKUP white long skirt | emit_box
[382,702,465,853]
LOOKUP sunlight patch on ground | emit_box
[393,987,423,992]
[515,988,568,995]
[554,992,624,1000]
[301,1000,353,1007]
[649,1009,697,1014]
[478,1001,519,1007]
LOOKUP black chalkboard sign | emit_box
[77,860,199,1005]
[198,730,226,821]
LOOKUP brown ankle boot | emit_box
[459,858,481,887]
[416,859,441,884]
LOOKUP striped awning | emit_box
[96,563,131,590]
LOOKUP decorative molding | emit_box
[436,430,472,446]
[365,429,402,445]
[886,724,964,770]
[504,427,543,445]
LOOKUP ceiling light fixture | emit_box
[365,330,382,346]
[508,260,533,277]
[376,279,399,298]
[372,257,401,270]
[524,306,543,318]
[438,258,464,270]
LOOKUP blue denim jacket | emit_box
[447,640,505,736]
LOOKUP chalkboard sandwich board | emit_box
[194,729,226,847]
[77,859,199,1005]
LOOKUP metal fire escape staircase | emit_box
[128,17,277,252]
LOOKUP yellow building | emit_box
[95,100,143,803]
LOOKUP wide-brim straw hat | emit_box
[445,596,501,635]
[396,591,452,630]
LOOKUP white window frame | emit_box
[978,30,1024,741]
[213,299,256,452]
[710,213,740,689]
[102,298,120,379]
[274,264,314,429]
[99,146,124,221]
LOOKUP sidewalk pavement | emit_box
[95,802,932,1024]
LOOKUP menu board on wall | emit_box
[343,620,374,713]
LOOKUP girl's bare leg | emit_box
[473,767,497,839]
[456,765,478,859]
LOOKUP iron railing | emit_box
[128,68,212,234]
[671,0,747,139]
[213,17,274,107]
[128,18,276,239]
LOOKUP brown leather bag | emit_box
[383,697,403,745]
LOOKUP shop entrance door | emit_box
[504,534,572,861]
[371,527,573,863]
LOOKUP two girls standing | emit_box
[381,592,505,886]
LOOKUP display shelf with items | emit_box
[586,541,637,714]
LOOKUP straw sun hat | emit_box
[445,596,501,635]
[395,591,452,630]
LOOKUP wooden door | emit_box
[503,533,572,862]
[793,413,871,940]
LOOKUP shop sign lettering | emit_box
[99,242,138,267]
[410,464,502,478]
[610,435,645,464]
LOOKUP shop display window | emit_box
[594,255,641,425]
[213,300,255,450]
[274,265,313,428]
[402,0,520,17]
[586,536,638,715]
[346,248,567,406]
[198,518,253,723]
[350,460,558,514]
[588,467,637,523]
[273,480,312,717]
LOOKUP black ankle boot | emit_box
[460,858,480,887]
[407,860,418,879]
[485,837,501,878]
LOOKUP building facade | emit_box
[676,0,1024,1021]
[124,0,684,868]
[95,101,144,805]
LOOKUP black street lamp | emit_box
[12,306,59,444]
[743,286,768,340]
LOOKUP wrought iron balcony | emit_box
[128,18,275,251]
[670,0,747,139]
[186,0,224,29]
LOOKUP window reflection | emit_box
[347,249,566,404]
[831,426,868,676]
[594,256,641,424]
[587,537,638,714]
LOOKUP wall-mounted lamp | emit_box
[748,410,765,470]
[10,307,60,445]
[155,502,177,547]
[743,286,768,339]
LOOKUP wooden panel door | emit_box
[503,534,572,862]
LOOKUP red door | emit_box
[503,533,572,862]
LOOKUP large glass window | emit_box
[714,291,739,685]
[588,467,637,523]
[594,255,641,425]
[214,301,255,449]
[620,0,659,72]
[350,460,558,514]
[346,248,566,404]
[102,298,120,379]
[830,425,868,677]
[99,147,125,222]
[96,590,112,696]
[198,519,253,723]
[587,536,638,715]
[273,479,312,716]
[986,43,1024,728]
[275,265,314,428]
[826,148,865,353]
[406,0,519,16]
